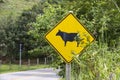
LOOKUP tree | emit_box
[28,1,66,58]
[69,0,120,48]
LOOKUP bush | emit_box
[59,41,120,80]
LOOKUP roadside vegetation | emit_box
[0,64,49,74]
[0,0,39,19]
[0,0,120,80]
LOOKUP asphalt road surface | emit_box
[0,68,60,80]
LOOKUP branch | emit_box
[112,0,120,13]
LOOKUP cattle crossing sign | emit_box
[45,13,95,63]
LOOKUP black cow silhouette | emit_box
[56,30,82,47]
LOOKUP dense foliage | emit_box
[0,0,120,79]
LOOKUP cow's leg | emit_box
[64,41,67,46]
[77,42,79,47]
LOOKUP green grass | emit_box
[0,0,39,19]
[0,64,50,74]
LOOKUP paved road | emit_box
[0,68,60,80]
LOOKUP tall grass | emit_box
[70,41,120,80]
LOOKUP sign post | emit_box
[19,43,22,68]
[66,63,71,80]
[45,12,95,80]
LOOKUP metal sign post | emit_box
[66,63,71,80]
[19,43,22,68]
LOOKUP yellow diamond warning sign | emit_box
[45,13,95,63]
